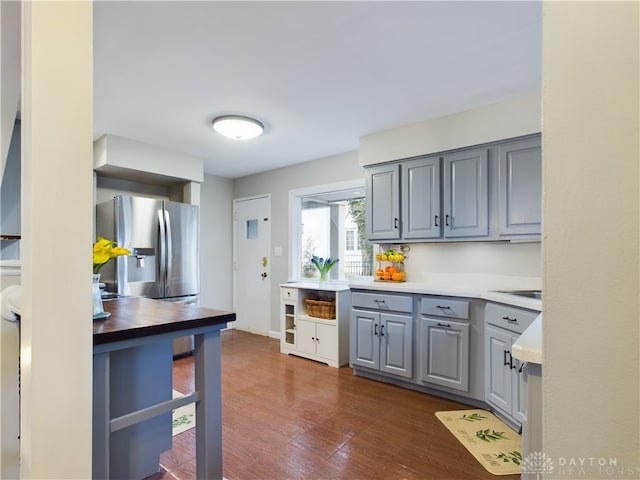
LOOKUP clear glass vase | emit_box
[319,270,328,283]
[92,273,104,317]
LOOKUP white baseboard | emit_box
[268,330,280,340]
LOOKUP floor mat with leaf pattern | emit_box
[435,409,521,475]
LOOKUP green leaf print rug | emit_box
[435,409,521,475]
[172,390,196,436]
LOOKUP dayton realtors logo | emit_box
[523,453,639,477]
[522,451,554,479]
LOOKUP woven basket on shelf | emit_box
[304,298,336,319]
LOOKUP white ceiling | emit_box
[93,1,541,179]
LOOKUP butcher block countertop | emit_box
[93,296,234,345]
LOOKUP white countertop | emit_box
[281,281,351,292]
[348,274,542,311]
[283,274,543,364]
[511,313,543,364]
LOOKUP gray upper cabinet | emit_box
[497,137,542,237]
[401,156,441,239]
[364,134,541,243]
[443,148,489,238]
[366,163,400,241]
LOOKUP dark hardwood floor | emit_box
[153,329,520,480]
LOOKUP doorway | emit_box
[232,195,271,335]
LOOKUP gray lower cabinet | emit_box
[485,325,525,422]
[421,319,470,391]
[484,303,538,426]
[420,296,471,392]
[497,137,542,237]
[351,291,413,379]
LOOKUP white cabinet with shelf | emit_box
[279,283,350,368]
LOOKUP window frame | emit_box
[288,178,365,282]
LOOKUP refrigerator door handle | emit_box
[164,209,173,292]
[158,209,167,289]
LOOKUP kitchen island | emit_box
[93,297,234,480]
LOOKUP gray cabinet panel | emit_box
[485,320,529,426]
[351,291,413,313]
[485,326,512,414]
[443,148,489,238]
[366,164,400,241]
[350,304,413,379]
[401,156,441,239]
[380,313,413,378]
[421,318,469,391]
[351,308,379,369]
[498,138,542,236]
[421,297,469,319]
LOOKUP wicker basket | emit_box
[305,298,336,319]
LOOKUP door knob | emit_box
[261,272,268,279]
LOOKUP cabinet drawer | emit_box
[351,291,413,313]
[281,287,297,301]
[485,302,538,334]
[421,297,469,320]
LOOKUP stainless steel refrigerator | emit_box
[96,195,199,355]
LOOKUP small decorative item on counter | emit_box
[310,255,339,283]
[92,236,131,320]
[375,249,407,282]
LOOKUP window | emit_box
[289,180,373,281]
[346,230,356,251]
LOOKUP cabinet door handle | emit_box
[503,350,510,366]
[502,316,518,323]
[434,215,439,227]
[510,353,516,370]
[394,217,399,229]
[374,324,378,336]
[437,305,451,310]
[374,299,387,306]
[445,214,450,226]
[380,324,385,336]
[518,362,527,373]
[437,323,451,328]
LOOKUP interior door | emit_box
[233,196,270,335]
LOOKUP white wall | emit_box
[94,134,204,184]
[405,242,541,278]
[359,92,541,166]
[20,3,93,478]
[542,1,639,476]
[199,173,233,311]
[233,151,364,334]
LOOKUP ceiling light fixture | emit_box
[212,115,264,140]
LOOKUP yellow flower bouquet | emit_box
[92,237,130,319]
[93,236,131,274]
